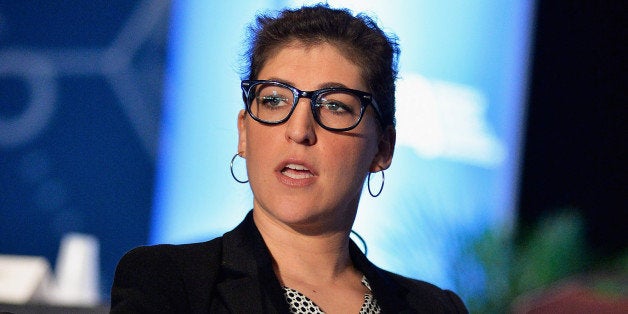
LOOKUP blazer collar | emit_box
[215,211,290,314]
[349,241,414,313]
[216,211,412,313]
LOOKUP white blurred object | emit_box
[45,233,101,306]
[0,233,101,306]
[0,255,51,303]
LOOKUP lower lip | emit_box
[276,168,316,187]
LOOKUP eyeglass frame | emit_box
[241,80,383,132]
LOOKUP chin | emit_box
[276,206,324,224]
[274,206,355,235]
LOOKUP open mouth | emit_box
[281,163,314,179]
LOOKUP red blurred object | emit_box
[512,279,628,314]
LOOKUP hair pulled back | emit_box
[243,4,399,127]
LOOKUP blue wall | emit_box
[0,0,170,299]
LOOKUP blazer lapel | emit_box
[349,241,414,313]
[216,275,266,313]
[214,211,288,314]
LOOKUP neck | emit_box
[252,208,355,285]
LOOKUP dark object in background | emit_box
[519,1,627,258]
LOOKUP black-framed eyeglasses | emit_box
[241,80,382,131]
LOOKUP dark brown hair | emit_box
[242,4,399,127]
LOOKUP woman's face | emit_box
[238,42,394,233]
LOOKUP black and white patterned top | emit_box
[283,275,381,314]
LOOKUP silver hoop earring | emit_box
[230,153,248,183]
[367,171,384,197]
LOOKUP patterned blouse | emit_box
[283,275,381,313]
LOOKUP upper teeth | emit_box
[286,164,308,171]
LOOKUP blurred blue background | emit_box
[151,1,533,306]
[1,0,625,311]
[0,0,168,302]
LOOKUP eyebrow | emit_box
[264,77,349,90]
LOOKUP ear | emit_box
[370,126,396,172]
[237,109,247,156]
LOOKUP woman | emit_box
[111,4,468,313]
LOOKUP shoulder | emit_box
[110,238,223,313]
[115,239,223,280]
[350,241,468,313]
[380,269,468,313]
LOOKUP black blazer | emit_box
[111,212,468,313]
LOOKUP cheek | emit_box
[331,137,378,179]
[351,122,381,164]
[244,119,275,151]
[243,125,286,189]
[245,127,273,164]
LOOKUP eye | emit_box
[259,95,288,108]
[317,97,355,115]
[256,88,290,109]
[323,102,350,113]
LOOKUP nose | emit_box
[285,98,317,145]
